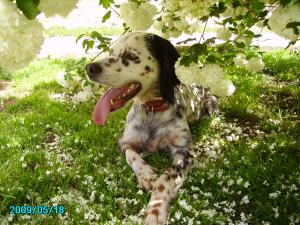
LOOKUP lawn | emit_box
[0,50,299,224]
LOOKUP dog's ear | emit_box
[145,34,180,104]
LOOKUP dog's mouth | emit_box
[93,82,141,125]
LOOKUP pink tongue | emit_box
[92,88,124,126]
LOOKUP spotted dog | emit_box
[86,32,218,225]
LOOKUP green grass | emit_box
[44,26,124,37]
[0,50,299,224]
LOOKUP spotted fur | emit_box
[86,32,218,225]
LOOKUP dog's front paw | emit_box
[136,165,158,191]
[144,206,168,225]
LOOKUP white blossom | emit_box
[175,60,235,97]
[38,0,79,17]
[233,54,247,67]
[246,57,265,72]
[235,6,248,16]
[120,2,157,31]
[154,0,218,37]
[268,4,300,41]
[0,0,44,71]
[216,27,232,40]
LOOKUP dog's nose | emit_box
[86,63,103,77]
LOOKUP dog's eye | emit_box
[123,51,140,61]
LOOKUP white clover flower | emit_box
[72,88,93,103]
[0,0,44,71]
[56,72,70,88]
[269,191,281,199]
[241,195,249,204]
[201,209,217,218]
[241,212,247,221]
[216,27,232,40]
[38,0,79,17]
[175,60,235,96]
[233,54,247,67]
[56,72,81,89]
[268,4,300,41]
[237,177,243,185]
[246,57,265,72]
[243,181,250,188]
[175,211,182,220]
[120,2,157,31]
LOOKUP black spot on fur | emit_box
[145,65,151,73]
[148,56,152,60]
[117,68,121,72]
[108,58,118,63]
[121,50,140,66]
[144,34,180,104]
[105,63,111,67]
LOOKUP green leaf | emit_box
[99,0,113,9]
[206,55,217,63]
[82,39,95,52]
[235,41,246,48]
[76,34,85,43]
[189,43,208,55]
[252,1,265,11]
[16,0,40,20]
[285,22,300,35]
[102,11,111,23]
[244,30,255,37]
[280,0,300,6]
[180,55,193,66]
[91,31,102,39]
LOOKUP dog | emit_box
[86,32,218,225]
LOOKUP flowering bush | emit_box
[38,0,79,17]
[268,3,300,41]
[0,0,79,71]
[0,0,299,95]
[0,0,44,71]
[175,61,235,96]
[120,1,156,31]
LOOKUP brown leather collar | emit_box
[141,100,170,112]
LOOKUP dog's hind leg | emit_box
[124,148,158,191]
[144,147,195,225]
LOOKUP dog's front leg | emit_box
[144,147,194,225]
[124,148,158,191]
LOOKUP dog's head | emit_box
[86,32,180,125]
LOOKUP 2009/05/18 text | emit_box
[9,205,65,215]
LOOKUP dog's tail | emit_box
[174,83,219,123]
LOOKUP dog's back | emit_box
[174,83,219,123]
